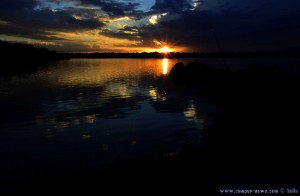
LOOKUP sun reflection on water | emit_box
[149,87,167,101]
[4,59,181,134]
[162,58,169,75]
[184,100,206,129]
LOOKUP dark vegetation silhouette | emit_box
[169,61,228,85]
[70,51,300,59]
[169,61,299,189]
[0,40,70,61]
[0,40,69,74]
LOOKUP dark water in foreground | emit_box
[1,58,299,184]
[0,58,220,181]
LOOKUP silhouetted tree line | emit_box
[70,52,166,58]
[0,40,70,74]
[0,40,69,64]
[70,51,299,59]
[1,40,299,63]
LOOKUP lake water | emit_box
[1,57,299,182]
[0,58,222,181]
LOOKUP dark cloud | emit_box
[136,0,300,52]
[2,8,105,32]
[35,9,105,30]
[0,5,105,42]
[0,23,66,40]
[101,26,140,40]
[86,0,300,52]
[78,0,144,18]
[151,0,193,13]
[134,10,215,51]
[0,0,37,11]
[0,0,143,43]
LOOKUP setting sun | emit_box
[160,46,171,53]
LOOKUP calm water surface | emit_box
[0,58,220,180]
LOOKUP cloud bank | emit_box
[0,0,299,52]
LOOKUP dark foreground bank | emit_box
[170,61,300,192]
[2,144,298,194]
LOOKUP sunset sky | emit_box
[0,0,299,52]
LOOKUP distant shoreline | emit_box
[1,40,299,65]
[66,52,300,59]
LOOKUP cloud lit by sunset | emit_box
[0,0,299,53]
